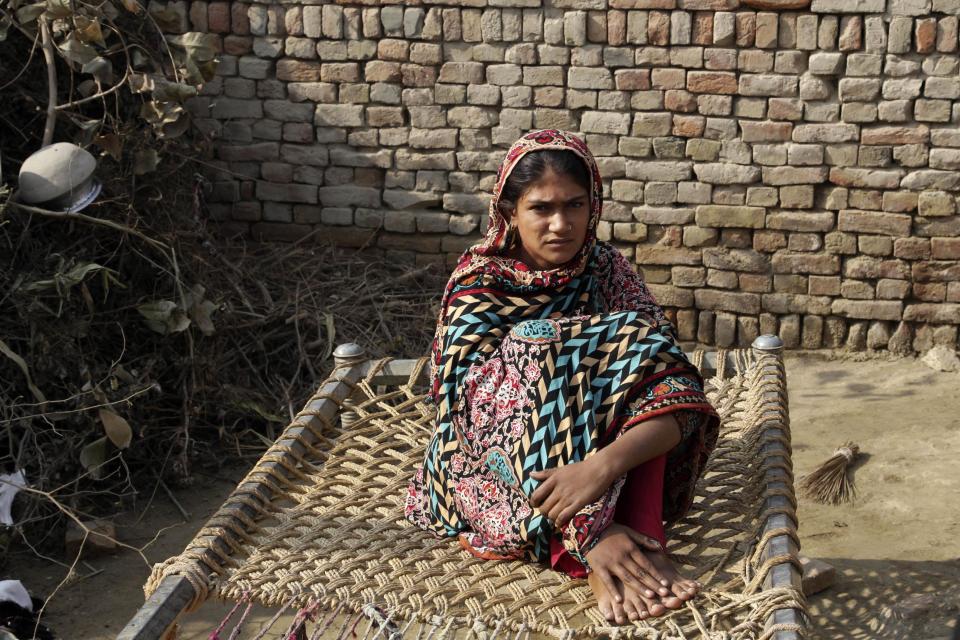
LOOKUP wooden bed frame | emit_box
[118,334,803,640]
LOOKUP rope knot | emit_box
[835,444,858,462]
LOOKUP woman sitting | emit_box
[405,129,720,624]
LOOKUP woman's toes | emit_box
[611,599,628,625]
[639,593,666,618]
[680,579,701,598]
[670,580,696,601]
[598,600,613,622]
[625,592,648,622]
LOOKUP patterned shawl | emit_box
[407,130,718,564]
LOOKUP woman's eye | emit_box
[569,201,584,208]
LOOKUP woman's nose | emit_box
[548,213,568,232]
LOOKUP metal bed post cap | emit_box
[333,343,367,367]
[752,334,784,352]
[333,343,365,359]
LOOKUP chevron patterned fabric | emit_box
[406,130,720,571]
[405,241,720,568]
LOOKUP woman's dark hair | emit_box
[497,150,592,214]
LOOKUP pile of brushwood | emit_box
[0,6,441,559]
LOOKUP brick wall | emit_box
[176,0,960,353]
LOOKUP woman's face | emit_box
[507,167,590,270]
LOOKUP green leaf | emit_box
[136,300,190,334]
[118,0,143,14]
[95,133,122,161]
[79,437,110,479]
[44,0,72,18]
[0,14,11,41]
[133,148,158,175]
[323,312,336,360]
[236,400,286,424]
[24,261,118,296]
[152,80,198,102]
[15,3,45,24]
[160,112,190,139]
[167,32,218,83]
[167,32,218,61]
[128,72,154,94]
[186,284,217,335]
[99,408,132,449]
[0,338,47,404]
[148,3,182,32]
[82,56,113,83]
[75,16,106,46]
[58,36,98,65]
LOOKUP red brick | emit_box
[754,230,787,253]
[740,120,793,142]
[832,299,903,321]
[695,289,762,314]
[673,115,706,137]
[615,69,651,90]
[844,256,910,280]
[894,237,931,260]
[647,284,694,307]
[223,35,251,55]
[903,303,960,323]
[635,244,703,265]
[877,279,911,300]
[692,12,714,45]
[913,283,947,302]
[609,0,676,7]
[648,11,670,45]
[401,64,436,87]
[252,222,312,242]
[608,10,627,45]
[916,18,937,54]
[736,12,756,47]
[665,90,698,112]
[861,125,930,145]
[913,261,960,282]
[931,238,960,259]
[772,251,841,275]
[687,71,738,94]
[739,273,772,292]
[838,209,912,237]
[231,2,249,35]
[809,275,841,296]
[651,68,686,90]
[277,59,322,82]
[365,60,401,82]
[208,1,230,32]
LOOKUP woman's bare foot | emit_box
[588,569,629,624]
[585,524,702,623]
[645,548,701,605]
[585,525,669,624]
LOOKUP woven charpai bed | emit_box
[121,336,806,640]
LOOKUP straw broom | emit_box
[799,442,860,505]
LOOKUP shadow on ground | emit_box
[807,557,960,639]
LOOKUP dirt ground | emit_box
[4,352,959,639]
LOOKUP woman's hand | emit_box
[529,457,612,527]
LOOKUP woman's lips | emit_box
[545,239,573,246]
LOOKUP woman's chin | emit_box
[539,246,580,267]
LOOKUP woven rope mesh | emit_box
[147,349,805,639]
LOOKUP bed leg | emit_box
[334,343,367,428]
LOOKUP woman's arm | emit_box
[530,413,681,527]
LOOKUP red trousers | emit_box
[549,454,667,579]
